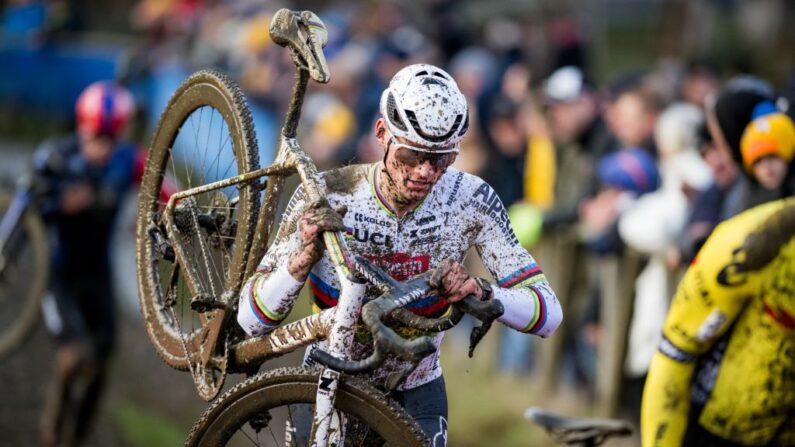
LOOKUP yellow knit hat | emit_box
[740,112,795,172]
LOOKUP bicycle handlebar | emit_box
[309,296,437,373]
[309,261,505,374]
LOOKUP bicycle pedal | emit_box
[191,294,226,313]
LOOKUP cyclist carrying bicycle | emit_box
[35,81,147,447]
[236,63,563,445]
[641,197,795,446]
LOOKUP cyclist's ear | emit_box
[374,119,388,142]
[335,205,348,218]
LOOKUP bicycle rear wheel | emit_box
[186,367,428,447]
[0,191,49,358]
[136,70,260,372]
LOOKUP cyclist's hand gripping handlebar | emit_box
[309,259,504,373]
[309,271,438,374]
[269,9,330,83]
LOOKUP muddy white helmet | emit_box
[379,63,469,152]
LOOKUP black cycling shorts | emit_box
[44,272,115,360]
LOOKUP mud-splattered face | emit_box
[374,119,456,209]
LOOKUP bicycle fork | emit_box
[308,272,367,447]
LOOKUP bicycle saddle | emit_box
[269,9,330,83]
[525,407,633,446]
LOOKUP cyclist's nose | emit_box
[413,159,441,178]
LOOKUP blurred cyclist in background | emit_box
[641,197,795,446]
[36,81,145,447]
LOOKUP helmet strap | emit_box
[381,138,396,185]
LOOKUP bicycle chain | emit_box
[164,208,227,401]
[186,197,221,298]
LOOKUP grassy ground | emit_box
[442,339,543,447]
[114,402,185,447]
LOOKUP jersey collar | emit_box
[369,162,433,220]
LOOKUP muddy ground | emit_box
[0,310,303,446]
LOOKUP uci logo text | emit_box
[347,227,393,246]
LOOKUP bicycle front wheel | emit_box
[136,70,260,370]
[186,367,428,447]
[0,191,49,359]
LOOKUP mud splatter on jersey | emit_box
[239,163,561,390]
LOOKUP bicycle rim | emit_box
[136,70,260,370]
[186,367,428,447]
[0,192,49,358]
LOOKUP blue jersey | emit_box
[33,136,139,274]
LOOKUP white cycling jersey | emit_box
[237,163,562,390]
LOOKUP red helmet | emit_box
[75,81,136,139]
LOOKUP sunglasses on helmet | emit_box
[388,136,458,168]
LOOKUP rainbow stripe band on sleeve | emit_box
[520,286,547,334]
[249,275,286,326]
[498,264,544,288]
[308,272,340,309]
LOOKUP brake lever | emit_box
[455,296,504,358]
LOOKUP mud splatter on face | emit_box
[378,145,448,214]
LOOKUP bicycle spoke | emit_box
[239,428,259,446]
[205,106,215,177]
[214,112,224,181]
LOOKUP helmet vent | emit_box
[422,78,444,86]
[406,110,463,143]
[386,92,407,131]
[458,110,469,137]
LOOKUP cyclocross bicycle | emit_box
[136,9,502,446]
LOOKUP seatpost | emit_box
[244,9,329,279]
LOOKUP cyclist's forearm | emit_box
[237,265,304,335]
[641,350,695,447]
[495,282,561,338]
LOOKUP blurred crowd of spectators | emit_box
[4,0,795,422]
